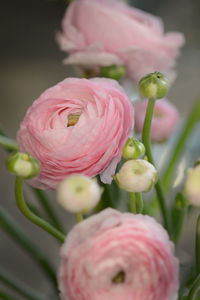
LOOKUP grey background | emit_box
[0,0,200,298]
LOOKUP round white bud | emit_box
[56,175,102,213]
[114,159,158,193]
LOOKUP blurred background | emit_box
[0,0,200,297]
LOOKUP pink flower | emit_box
[17,78,133,189]
[57,0,184,82]
[58,208,179,300]
[134,99,179,142]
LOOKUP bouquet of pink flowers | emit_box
[1,1,200,300]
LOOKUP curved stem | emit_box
[32,188,64,233]
[187,273,200,300]
[142,98,171,235]
[75,213,83,223]
[0,267,48,300]
[196,215,200,274]
[163,97,200,191]
[0,204,57,288]
[129,192,137,214]
[15,177,65,243]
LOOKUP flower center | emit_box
[67,113,81,127]
[75,185,84,193]
[112,271,125,284]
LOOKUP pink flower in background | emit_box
[58,208,179,300]
[57,0,184,82]
[134,99,179,141]
[17,78,133,189]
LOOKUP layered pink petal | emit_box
[17,78,133,189]
[57,0,185,83]
[58,208,179,300]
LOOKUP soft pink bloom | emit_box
[134,99,179,141]
[17,78,133,189]
[58,208,179,300]
[57,0,184,82]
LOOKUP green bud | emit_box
[138,72,169,99]
[175,192,188,209]
[122,138,145,160]
[6,152,40,179]
[100,65,126,80]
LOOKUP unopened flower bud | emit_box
[57,175,102,213]
[184,165,200,207]
[122,138,145,160]
[100,65,126,80]
[114,159,158,193]
[6,152,40,179]
[138,72,169,99]
[175,193,188,209]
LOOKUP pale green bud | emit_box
[6,152,40,179]
[100,65,126,80]
[184,165,200,207]
[114,159,158,193]
[175,193,188,209]
[138,72,169,99]
[57,175,102,213]
[122,138,145,160]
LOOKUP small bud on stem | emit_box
[100,65,126,80]
[6,152,40,179]
[138,72,169,99]
[57,175,102,213]
[114,159,158,193]
[122,138,145,160]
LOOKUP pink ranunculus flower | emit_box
[17,78,134,189]
[134,99,179,142]
[58,208,179,300]
[57,0,184,83]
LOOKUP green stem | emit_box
[196,215,200,274]
[75,213,83,223]
[129,192,137,214]
[0,135,19,152]
[0,290,20,300]
[142,98,171,235]
[135,193,143,213]
[0,267,48,300]
[15,177,65,243]
[32,188,64,233]
[172,206,186,244]
[0,204,57,288]
[163,97,200,191]
[187,273,200,300]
